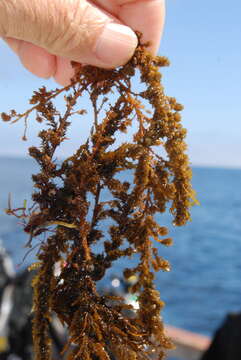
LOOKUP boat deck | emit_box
[165,325,211,360]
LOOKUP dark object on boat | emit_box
[0,269,35,360]
[0,244,66,360]
[200,312,241,360]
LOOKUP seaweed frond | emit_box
[2,38,196,360]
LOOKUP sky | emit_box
[0,0,241,167]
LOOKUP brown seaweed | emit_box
[1,39,196,360]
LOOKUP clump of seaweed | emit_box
[1,38,196,360]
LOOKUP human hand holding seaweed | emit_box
[0,0,165,85]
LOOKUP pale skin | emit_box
[0,0,165,86]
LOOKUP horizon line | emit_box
[0,155,241,171]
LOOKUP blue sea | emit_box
[1,157,241,338]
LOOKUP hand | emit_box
[0,0,165,85]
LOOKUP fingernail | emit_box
[94,23,137,68]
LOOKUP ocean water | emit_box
[1,157,241,338]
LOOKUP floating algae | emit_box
[1,39,196,360]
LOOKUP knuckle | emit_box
[44,0,107,56]
[0,0,17,36]
[0,0,43,42]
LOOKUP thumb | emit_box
[0,0,138,68]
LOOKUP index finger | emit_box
[93,0,165,54]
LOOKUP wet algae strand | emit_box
[1,42,196,360]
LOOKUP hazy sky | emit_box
[0,0,241,167]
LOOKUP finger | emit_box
[0,0,137,68]
[4,36,74,83]
[54,57,75,86]
[4,37,56,78]
[119,0,165,54]
[92,0,165,54]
